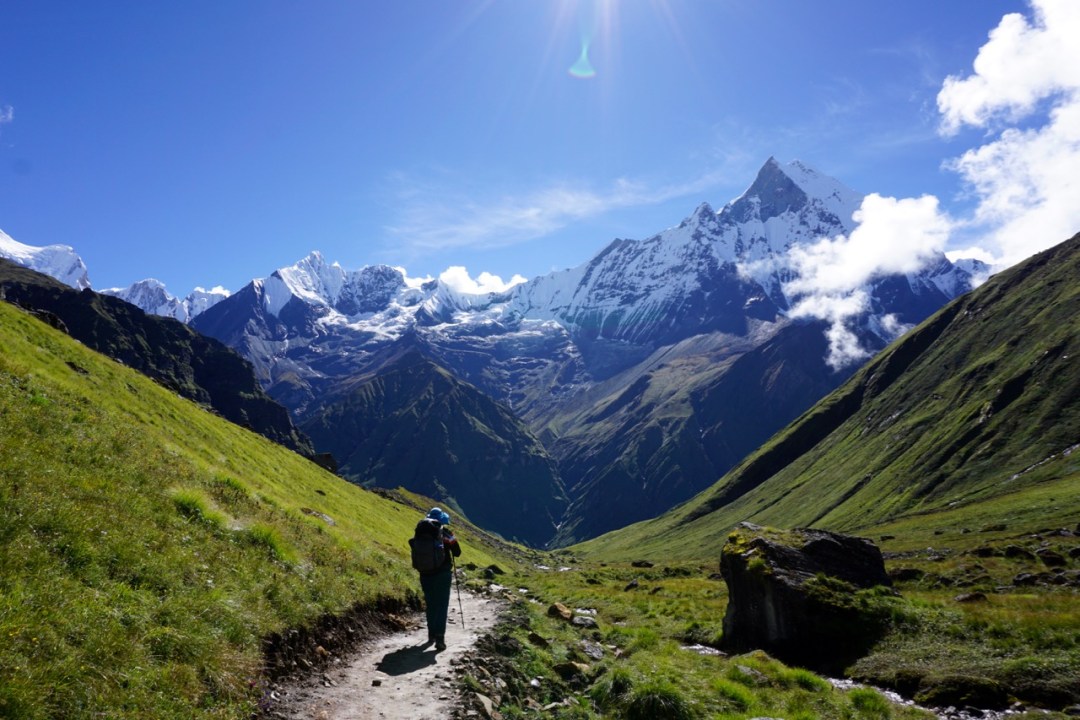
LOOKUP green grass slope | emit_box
[579,232,1080,561]
[0,300,501,718]
[0,259,314,456]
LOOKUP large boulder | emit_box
[720,523,893,674]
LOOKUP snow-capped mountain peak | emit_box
[0,229,92,290]
[101,279,230,322]
[187,286,231,316]
[727,157,860,229]
[259,253,422,320]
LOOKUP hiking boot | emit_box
[435,636,447,651]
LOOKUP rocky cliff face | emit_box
[720,523,893,674]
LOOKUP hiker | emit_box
[409,507,461,651]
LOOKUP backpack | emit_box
[409,518,445,575]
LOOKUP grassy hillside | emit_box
[578,233,1080,562]
[0,259,314,456]
[0,300,503,718]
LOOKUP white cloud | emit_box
[945,246,996,266]
[394,266,434,290]
[0,105,12,124]
[788,290,872,371]
[791,0,1080,369]
[783,193,952,370]
[786,194,952,297]
[938,1,1080,134]
[937,0,1080,267]
[438,266,527,295]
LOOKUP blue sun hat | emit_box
[426,507,451,525]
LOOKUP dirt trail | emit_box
[272,590,503,720]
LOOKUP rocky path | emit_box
[270,590,504,720]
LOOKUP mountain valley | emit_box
[2,159,988,548]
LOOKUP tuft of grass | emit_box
[782,666,830,692]
[589,666,635,710]
[171,487,227,528]
[245,523,297,564]
[624,680,697,720]
[711,678,754,711]
[849,687,892,718]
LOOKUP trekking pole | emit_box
[451,552,466,629]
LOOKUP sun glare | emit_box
[561,0,620,79]
[569,38,597,79]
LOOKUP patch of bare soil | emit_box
[264,590,504,720]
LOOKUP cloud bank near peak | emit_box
[438,266,526,295]
[787,0,1080,369]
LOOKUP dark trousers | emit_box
[419,568,452,639]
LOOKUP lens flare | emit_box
[569,38,596,79]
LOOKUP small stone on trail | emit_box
[553,662,590,679]
[474,692,501,720]
[571,615,598,629]
[580,640,604,660]
[954,592,988,603]
[735,664,768,685]
[371,679,382,687]
[547,602,573,621]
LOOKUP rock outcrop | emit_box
[720,523,893,673]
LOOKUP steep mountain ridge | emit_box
[300,344,568,546]
[578,231,1080,560]
[0,258,314,457]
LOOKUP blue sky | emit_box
[3,0,1073,296]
